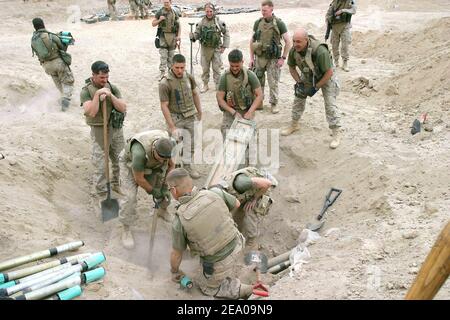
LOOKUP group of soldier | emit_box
[108,0,153,21]
[30,0,356,300]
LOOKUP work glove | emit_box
[171,269,185,283]
[307,86,319,97]
[151,188,163,200]
[294,82,306,98]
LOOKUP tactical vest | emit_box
[31,30,60,62]
[253,16,282,59]
[125,130,170,175]
[163,71,197,118]
[158,8,178,33]
[223,167,265,203]
[224,67,255,111]
[330,0,353,24]
[83,79,115,126]
[199,17,222,48]
[177,189,238,257]
[292,36,332,86]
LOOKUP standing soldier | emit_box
[281,28,342,149]
[326,0,357,72]
[159,54,202,179]
[119,130,175,249]
[216,49,263,138]
[167,168,254,300]
[189,2,230,93]
[130,0,151,20]
[152,0,181,80]
[81,61,127,202]
[249,0,291,114]
[220,167,278,250]
[31,18,74,111]
[107,0,118,21]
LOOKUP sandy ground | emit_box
[0,0,449,300]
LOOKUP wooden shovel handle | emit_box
[102,99,110,184]
[405,221,450,300]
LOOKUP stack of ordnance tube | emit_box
[267,250,292,274]
[0,241,106,300]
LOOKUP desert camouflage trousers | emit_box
[170,113,196,167]
[90,125,125,195]
[196,233,252,299]
[200,46,223,87]
[118,150,169,226]
[159,48,175,74]
[107,0,117,19]
[291,78,341,129]
[331,23,352,62]
[129,0,149,18]
[254,56,280,106]
[42,58,74,102]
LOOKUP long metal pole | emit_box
[188,22,194,75]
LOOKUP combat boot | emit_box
[200,83,209,93]
[121,225,135,249]
[246,237,259,251]
[330,127,341,149]
[185,164,201,180]
[281,121,300,136]
[342,60,350,72]
[270,104,279,114]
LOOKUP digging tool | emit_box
[101,98,119,222]
[406,221,449,300]
[0,241,84,273]
[244,251,269,297]
[147,196,164,275]
[188,22,195,75]
[306,188,342,232]
[411,112,428,135]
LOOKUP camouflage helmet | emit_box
[154,137,176,158]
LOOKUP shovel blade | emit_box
[101,198,119,222]
[306,220,325,232]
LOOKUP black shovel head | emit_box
[411,119,421,135]
[101,197,119,222]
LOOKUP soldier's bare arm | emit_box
[132,169,154,194]
[315,68,333,89]
[110,94,127,113]
[160,101,177,134]
[192,88,202,120]
[289,65,302,83]
[216,90,238,116]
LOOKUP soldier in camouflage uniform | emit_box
[119,130,175,249]
[107,0,118,21]
[189,2,230,93]
[80,61,127,200]
[216,49,263,139]
[249,0,291,114]
[152,0,180,80]
[220,167,277,250]
[31,18,74,111]
[130,0,151,19]
[159,54,202,179]
[326,0,357,72]
[168,169,254,299]
[281,28,342,149]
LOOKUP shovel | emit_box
[306,188,342,232]
[100,98,119,222]
[244,251,269,297]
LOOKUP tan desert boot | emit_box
[330,128,341,149]
[281,121,300,136]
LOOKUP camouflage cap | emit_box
[154,137,175,158]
